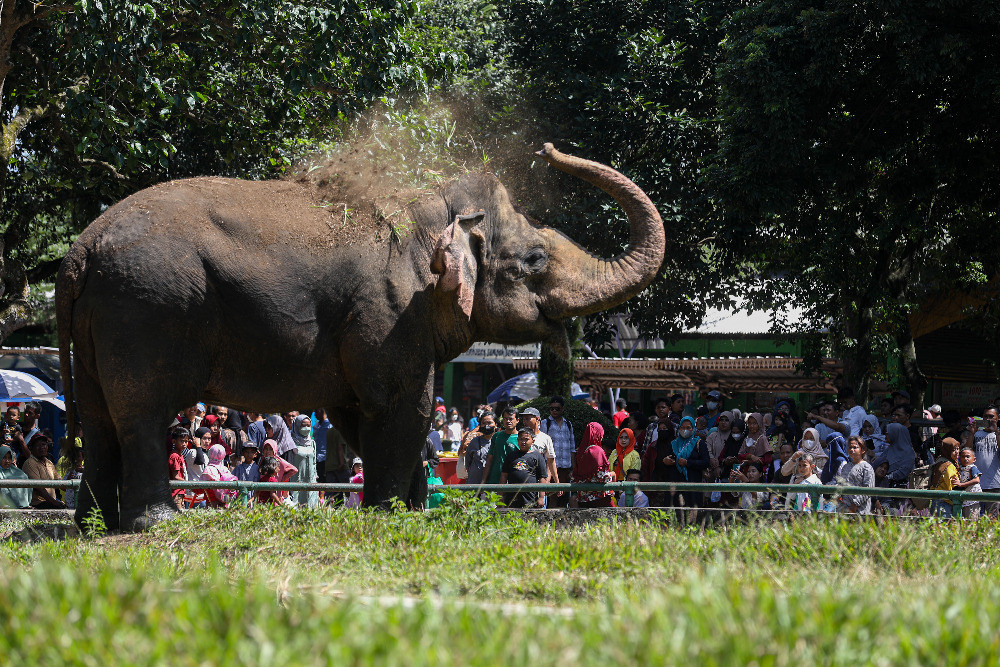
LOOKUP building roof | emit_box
[512,356,841,395]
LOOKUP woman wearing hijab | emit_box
[222,409,247,444]
[200,444,238,508]
[882,422,916,483]
[719,418,746,480]
[201,414,232,457]
[571,422,614,508]
[609,428,641,483]
[705,411,733,480]
[290,414,319,507]
[768,399,800,442]
[781,427,829,476]
[862,414,888,460]
[265,414,297,463]
[185,427,211,482]
[261,439,298,500]
[662,416,710,508]
[821,432,849,484]
[739,412,771,467]
[0,445,30,508]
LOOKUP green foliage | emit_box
[479,0,741,346]
[714,0,1000,395]
[427,488,523,533]
[79,505,106,539]
[2,512,1000,662]
[1,0,467,338]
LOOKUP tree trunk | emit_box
[895,319,927,412]
[538,319,580,399]
[843,302,875,407]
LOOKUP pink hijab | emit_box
[573,422,609,480]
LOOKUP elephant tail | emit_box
[56,243,90,437]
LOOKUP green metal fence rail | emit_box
[1,479,995,518]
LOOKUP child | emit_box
[233,443,260,482]
[694,415,709,439]
[232,442,260,507]
[785,453,821,511]
[200,444,237,508]
[730,461,769,509]
[62,449,85,509]
[256,457,283,506]
[872,460,893,514]
[618,469,649,508]
[955,445,983,520]
[346,458,364,509]
[168,427,189,510]
[929,438,960,519]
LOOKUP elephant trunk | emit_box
[536,143,665,318]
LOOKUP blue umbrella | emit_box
[0,370,65,410]
[487,373,590,403]
[487,373,538,403]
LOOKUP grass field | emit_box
[1,494,999,664]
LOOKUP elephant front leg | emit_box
[357,392,434,509]
[359,414,431,509]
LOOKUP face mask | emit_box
[707,401,718,410]
[480,425,495,434]
[451,415,458,421]
[679,428,692,438]
[298,426,311,437]
[732,433,743,441]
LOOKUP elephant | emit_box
[55,143,665,531]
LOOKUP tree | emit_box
[714,0,1000,405]
[1,0,431,341]
[467,0,744,349]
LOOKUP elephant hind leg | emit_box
[73,365,122,531]
[111,401,183,532]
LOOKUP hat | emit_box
[928,404,942,415]
[519,407,541,418]
[241,441,259,450]
[892,389,910,400]
[435,396,444,403]
[707,390,722,400]
[351,457,363,468]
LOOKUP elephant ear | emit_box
[431,211,484,320]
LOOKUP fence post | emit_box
[624,482,635,508]
[952,492,963,519]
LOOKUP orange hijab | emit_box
[614,428,636,481]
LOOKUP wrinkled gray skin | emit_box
[56,144,664,531]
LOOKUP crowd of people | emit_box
[0,404,80,510]
[0,387,994,518]
[451,388,998,518]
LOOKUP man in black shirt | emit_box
[500,428,549,508]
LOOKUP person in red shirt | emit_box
[168,428,189,509]
[612,398,630,428]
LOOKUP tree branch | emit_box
[79,157,129,181]
[26,257,64,284]
[1,101,50,160]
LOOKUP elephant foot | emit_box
[121,502,180,533]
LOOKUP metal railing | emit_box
[0,479,993,518]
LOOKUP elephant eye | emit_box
[521,249,548,273]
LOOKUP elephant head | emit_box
[422,143,665,357]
